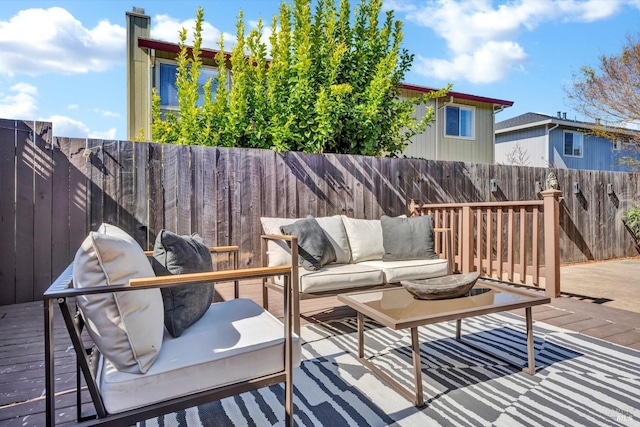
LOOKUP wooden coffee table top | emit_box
[337,279,550,330]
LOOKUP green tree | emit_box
[149,1,448,156]
[566,34,640,169]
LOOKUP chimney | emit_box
[557,111,562,119]
[562,112,567,120]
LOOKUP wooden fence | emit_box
[1,119,639,304]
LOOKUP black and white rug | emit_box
[140,313,640,426]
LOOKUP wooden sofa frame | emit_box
[44,246,295,427]
[261,228,453,335]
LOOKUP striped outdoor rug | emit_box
[140,312,640,426]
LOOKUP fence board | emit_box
[148,143,163,245]
[0,119,16,304]
[202,147,218,245]
[32,121,53,298]
[162,144,179,233]
[132,142,149,249]
[50,137,71,287]
[176,146,191,236]
[119,141,136,244]
[14,121,35,303]
[191,146,205,240]
[68,138,88,255]
[101,140,119,227]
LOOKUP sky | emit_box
[1,0,640,140]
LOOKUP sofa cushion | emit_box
[73,223,164,374]
[98,299,302,414]
[315,215,352,263]
[341,216,384,262]
[152,230,214,338]
[289,263,385,293]
[358,258,449,283]
[261,216,350,266]
[281,216,337,271]
[381,215,439,261]
[260,217,298,267]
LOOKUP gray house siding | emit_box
[495,126,548,166]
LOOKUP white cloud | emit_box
[44,114,116,139]
[151,14,236,51]
[407,0,631,83]
[0,7,125,76]
[93,108,120,118]
[383,0,417,13]
[67,104,79,110]
[0,83,38,119]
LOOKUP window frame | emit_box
[444,104,475,139]
[154,59,222,112]
[563,130,584,158]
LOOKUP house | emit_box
[126,8,513,163]
[495,112,640,171]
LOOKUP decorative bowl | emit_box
[401,272,480,300]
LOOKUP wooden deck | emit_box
[2,276,640,426]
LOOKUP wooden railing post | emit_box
[542,189,561,297]
[461,205,474,273]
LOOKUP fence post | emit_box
[461,205,474,273]
[542,189,561,297]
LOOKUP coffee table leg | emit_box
[357,312,364,359]
[525,307,535,375]
[455,319,462,341]
[411,327,424,407]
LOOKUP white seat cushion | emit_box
[98,298,302,414]
[358,258,449,283]
[298,263,384,293]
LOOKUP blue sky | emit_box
[1,0,639,140]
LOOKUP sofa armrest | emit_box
[434,228,453,274]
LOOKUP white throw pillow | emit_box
[73,223,164,374]
[341,216,384,262]
[341,215,407,263]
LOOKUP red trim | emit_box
[138,38,231,61]
[400,83,513,107]
[138,37,513,107]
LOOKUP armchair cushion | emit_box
[98,298,302,414]
[381,215,439,261]
[152,230,214,337]
[280,216,337,271]
[72,223,163,374]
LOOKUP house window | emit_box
[563,131,583,157]
[157,62,218,109]
[445,105,474,138]
[613,139,622,150]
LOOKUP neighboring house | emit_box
[495,112,640,171]
[126,8,513,163]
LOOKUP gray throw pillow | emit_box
[152,230,214,337]
[280,215,337,271]
[381,215,439,261]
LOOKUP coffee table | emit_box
[337,279,551,407]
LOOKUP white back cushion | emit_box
[315,215,351,264]
[73,223,164,374]
[261,215,352,266]
[341,216,384,262]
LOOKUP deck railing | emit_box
[410,189,561,297]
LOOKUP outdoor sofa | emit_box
[261,214,452,333]
[44,224,300,426]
